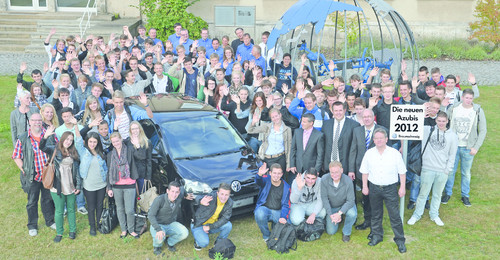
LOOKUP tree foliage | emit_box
[134,0,208,42]
[469,0,500,48]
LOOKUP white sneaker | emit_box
[431,217,445,226]
[28,229,37,236]
[49,223,57,230]
[77,207,88,215]
[407,216,419,225]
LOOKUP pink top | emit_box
[115,172,136,185]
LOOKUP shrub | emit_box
[489,49,500,60]
[464,45,489,60]
[469,0,500,49]
[134,0,208,42]
[419,45,442,59]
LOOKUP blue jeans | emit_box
[191,222,232,248]
[76,192,86,209]
[289,202,326,226]
[149,222,189,247]
[445,147,474,198]
[325,206,357,236]
[254,206,282,239]
[412,169,448,220]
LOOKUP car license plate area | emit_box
[232,197,254,208]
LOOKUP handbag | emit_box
[99,196,119,234]
[296,218,325,242]
[134,212,148,235]
[138,180,158,213]
[407,126,435,176]
[42,149,57,189]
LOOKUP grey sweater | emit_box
[321,173,355,216]
[148,191,184,232]
[422,126,458,174]
[290,177,323,215]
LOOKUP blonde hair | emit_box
[110,132,122,141]
[40,103,60,127]
[113,90,125,99]
[129,121,149,149]
[81,95,102,125]
[60,73,70,81]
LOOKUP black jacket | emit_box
[148,192,185,232]
[193,190,233,230]
[106,141,138,189]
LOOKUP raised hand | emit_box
[468,72,476,85]
[138,64,148,72]
[328,60,336,71]
[45,125,56,137]
[49,28,56,36]
[295,173,305,190]
[231,94,240,104]
[139,92,148,106]
[282,83,289,94]
[52,79,59,89]
[369,67,379,77]
[301,53,307,64]
[20,62,27,73]
[200,195,213,206]
[258,162,269,176]
[401,59,407,72]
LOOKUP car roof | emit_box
[125,93,217,113]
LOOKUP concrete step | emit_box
[0,43,26,52]
[0,19,37,25]
[0,24,38,32]
[0,31,32,39]
[0,38,31,45]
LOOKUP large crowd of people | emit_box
[10,23,487,256]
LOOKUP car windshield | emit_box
[161,114,246,159]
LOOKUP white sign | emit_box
[389,104,425,140]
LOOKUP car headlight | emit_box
[184,179,212,195]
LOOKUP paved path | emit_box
[1,51,499,86]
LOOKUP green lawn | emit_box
[0,76,499,259]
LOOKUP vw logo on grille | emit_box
[231,180,241,192]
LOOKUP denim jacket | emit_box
[75,136,108,183]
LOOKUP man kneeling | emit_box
[321,161,357,242]
[148,181,192,255]
[192,183,233,250]
[254,163,291,241]
[289,168,326,226]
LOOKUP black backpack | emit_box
[296,218,325,242]
[208,238,236,259]
[266,223,297,254]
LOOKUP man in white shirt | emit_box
[360,128,407,254]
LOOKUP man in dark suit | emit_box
[348,109,388,231]
[322,101,359,178]
[289,113,324,184]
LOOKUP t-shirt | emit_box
[83,156,107,191]
[116,111,131,139]
[264,181,283,210]
[203,197,225,225]
[184,70,197,98]
[451,104,475,147]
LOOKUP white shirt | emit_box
[152,74,170,93]
[359,145,407,185]
[330,117,345,160]
[451,104,475,147]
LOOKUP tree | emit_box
[469,0,500,48]
[134,0,208,42]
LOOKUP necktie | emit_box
[331,121,340,161]
[365,129,371,149]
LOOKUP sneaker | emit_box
[462,197,471,207]
[407,201,415,210]
[263,238,269,242]
[53,235,63,243]
[431,217,445,226]
[194,241,202,251]
[89,228,97,236]
[407,216,419,225]
[69,232,76,239]
[77,207,88,215]
[154,247,163,256]
[168,244,176,252]
[342,234,350,242]
[49,223,57,230]
[441,195,451,204]
[28,229,37,237]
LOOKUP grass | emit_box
[1,76,499,259]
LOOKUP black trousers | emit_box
[83,187,106,229]
[26,180,55,230]
[368,182,405,243]
[264,153,288,183]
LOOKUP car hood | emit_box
[173,152,257,188]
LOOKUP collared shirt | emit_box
[12,128,59,182]
[330,117,346,158]
[302,127,313,150]
[359,145,407,185]
[265,123,285,155]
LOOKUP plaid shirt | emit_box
[12,128,58,182]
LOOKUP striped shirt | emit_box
[12,129,58,182]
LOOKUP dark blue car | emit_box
[128,93,260,219]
